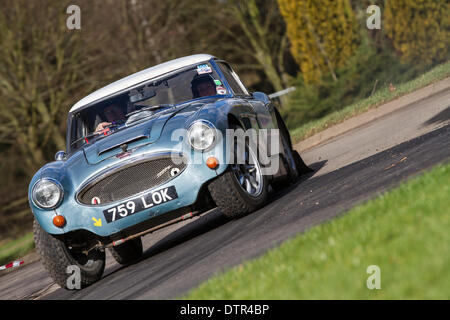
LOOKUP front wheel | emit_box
[208,135,268,218]
[33,219,105,289]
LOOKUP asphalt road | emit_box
[0,87,449,300]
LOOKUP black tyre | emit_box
[208,128,268,218]
[271,128,301,190]
[33,219,105,289]
[280,130,301,182]
[272,109,313,191]
[108,237,143,265]
[293,149,313,175]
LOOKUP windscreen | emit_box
[68,63,226,151]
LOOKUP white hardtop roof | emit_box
[69,54,216,113]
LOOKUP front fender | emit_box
[182,98,266,177]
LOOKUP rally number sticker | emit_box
[196,64,212,75]
[103,186,178,223]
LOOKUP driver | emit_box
[95,104,126,133]
[191,74,217,98]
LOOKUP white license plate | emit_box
[103,186,178,223]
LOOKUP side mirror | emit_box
[251,92,270,104]
[55,151,66,161]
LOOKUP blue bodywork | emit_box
[28,58,286,239]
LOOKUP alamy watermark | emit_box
[66,5,81,30]
[67,4,382,31]
[366,5,381,30]
[169,128,281,176]
[66,265,81,289]
[366,265,381,290]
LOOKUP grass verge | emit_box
[0,232,34,266]
[183,162,450,299]
[290,61,450,144]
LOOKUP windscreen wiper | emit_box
[70,132,99,147]
[70,121,126,147]
[125,104,173,118]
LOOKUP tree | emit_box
[0,0,100,173]
[95,0,220,74]
[211,0,293,102]
[227,0,290,93]
[101,0,294,101]
[278,0,359,84]
[385,0,450,66]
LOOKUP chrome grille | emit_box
[78,155,186,205]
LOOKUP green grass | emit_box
[183,162,450,299]
[0,232,34,265]
[290,60,450,144]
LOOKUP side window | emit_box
[69,113,85,150]
[217,62,249,96]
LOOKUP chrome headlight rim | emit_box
[187,120,217,151]
[31,178,64,210]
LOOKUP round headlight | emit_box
[32,179,63,209]
[188,121,216,150]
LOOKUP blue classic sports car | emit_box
[29,54,311,288]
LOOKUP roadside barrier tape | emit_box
[0,260,24,270]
